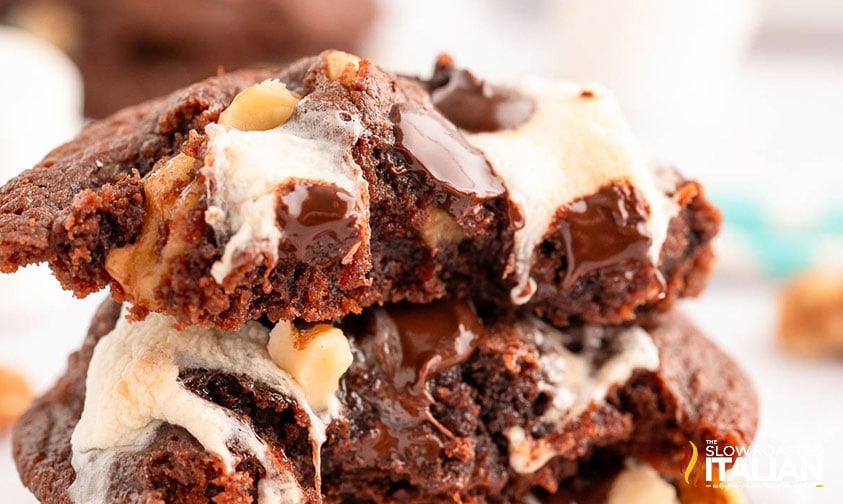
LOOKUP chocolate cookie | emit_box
[13,299,756,503]
[0,0,376,117]
[0,51,720,331]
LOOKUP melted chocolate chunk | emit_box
[557,183,654,289]
[381,300,482,399]
[277,183,360,262]
[349,300,483,462]
[429,66,534,133]
[389,103,505,217]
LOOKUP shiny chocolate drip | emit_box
[352,300,483,462]
[557,183,654,289]
[429,66,534,133]
[277,183,359,262]
[389,103,505,217]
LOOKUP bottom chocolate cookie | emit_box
[13,300,756,503]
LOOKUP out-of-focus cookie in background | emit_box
[0,0,377,117]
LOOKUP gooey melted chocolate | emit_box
[348,300,483,462]
[276,182,360,263]
[428,63,534,133]
[553,183,655,289]
[389,103,505,218]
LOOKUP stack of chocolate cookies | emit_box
[0,50,756,503]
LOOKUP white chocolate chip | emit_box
[607,461,679,504]
[267,321,352,411]
[219,80,301,132]
[325,51,361,81]
[105,153,202,303]
[419,208,465,247]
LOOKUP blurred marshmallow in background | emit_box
[0,27,82,182]
[0,26,98,391]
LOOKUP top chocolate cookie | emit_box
[0,51,719,330]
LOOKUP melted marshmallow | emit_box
[504,320,660,474]
[465,80,677,303]
[69,308,335,504]
[203,100,365,284]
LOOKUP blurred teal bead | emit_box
[713,192,815,277]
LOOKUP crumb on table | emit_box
[778,270,843,356]
[0,366,33,429]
